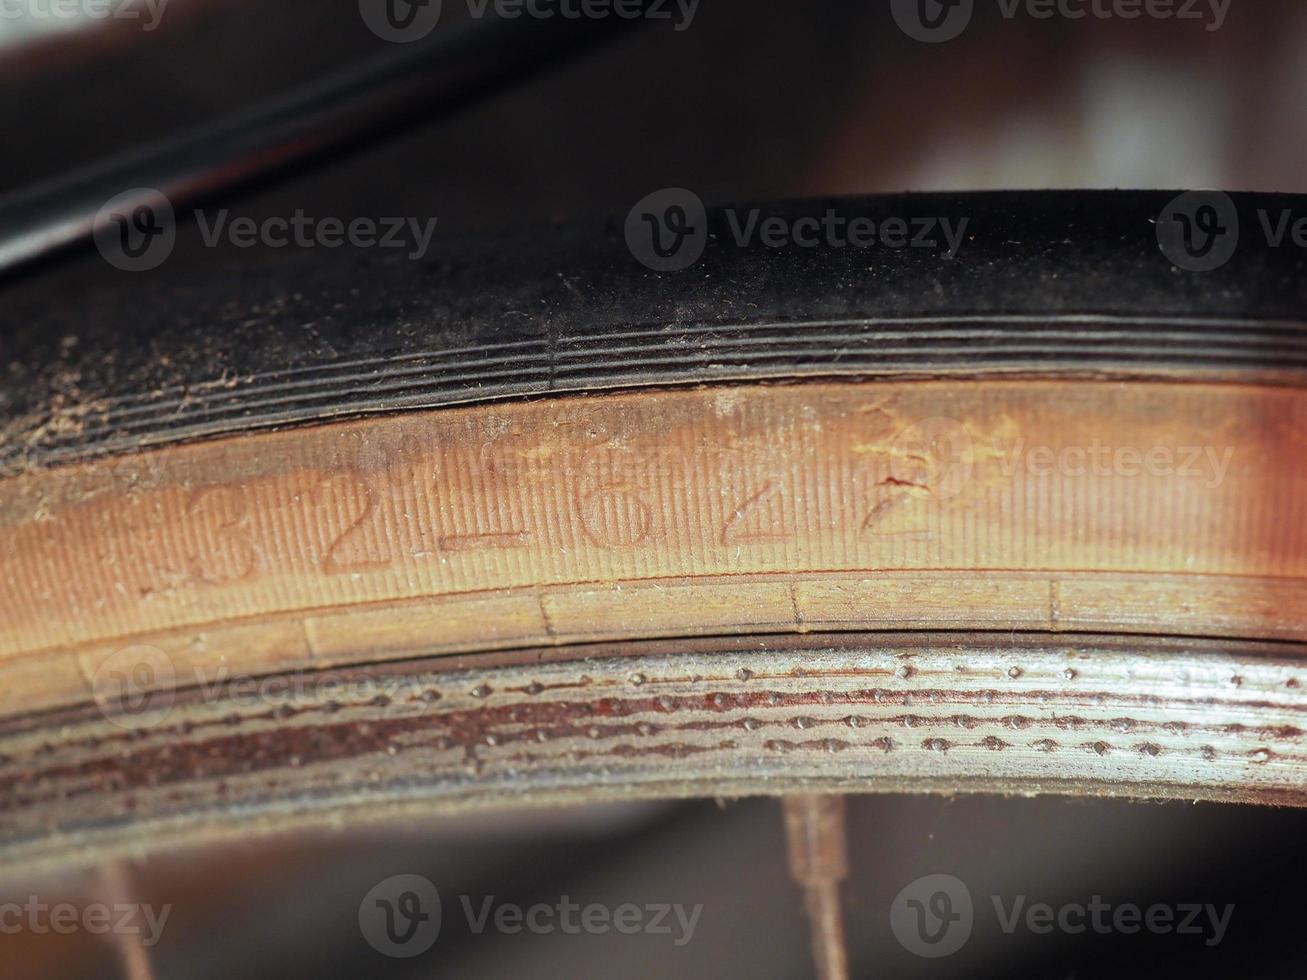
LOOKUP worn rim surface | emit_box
[2,631,1305,876]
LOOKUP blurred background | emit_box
[2,1,1305,977]
[3,0,1307,279]
[5,794,1307,978]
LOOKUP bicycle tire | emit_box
[2,190,1305,874]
